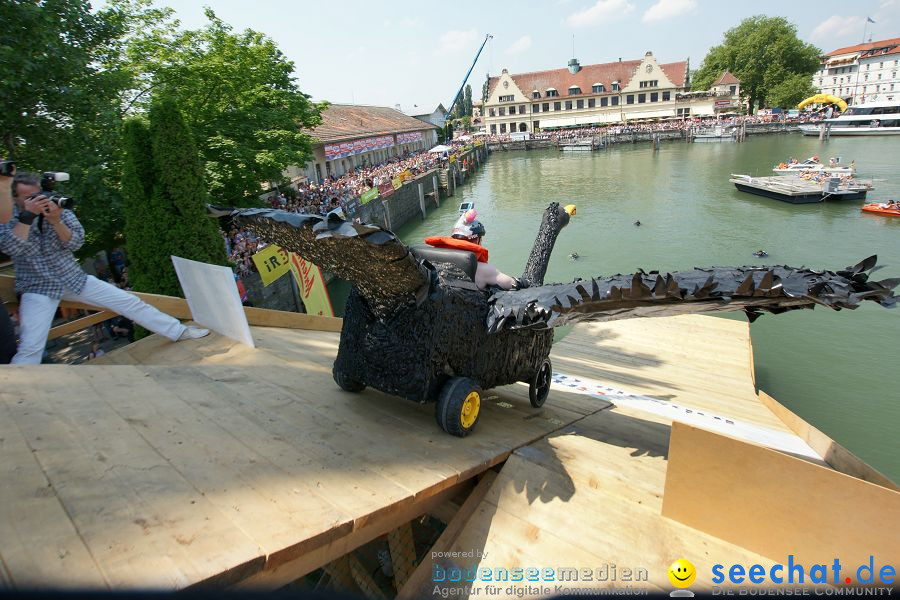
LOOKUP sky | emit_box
[150,0,898,112]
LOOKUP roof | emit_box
[488,58,688,99]
[713,71,740,86]
[824,37,900,58]
[310,104,437,143]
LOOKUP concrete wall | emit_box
[242,270,303,312]
[354,169,442,231]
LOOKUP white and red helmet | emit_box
[451,209,486,244]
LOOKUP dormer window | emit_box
[532,90,541,99]
[546,88,559,97]
[592,83,605,93]
[612,81,620,91]
[568,86,582,95]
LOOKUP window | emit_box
[546,88,559,97]
[639,80,658,88]
[638,93,646,103]
[650,92,658,102]
[588,98,595,108]
[611,96,619,106]
[519,105,526,114]
[542,103,549,112]
[568,86,582,95]
[565,100,572,110]
[554,101,561,111]
[626,95,634,104]
[729,85,737,94]
[499,107,505,116]
[865,74,869,81]
[532,90,541,99]
[600,97,608,107]
[499,94,514,102]
[878,74,882,80]
[532,104,540,113]
[592,83,605,93]
[499,123,506,133]
[509,105,516,115]
[612,82,620,91]
[662,91,670,101]
[489,108,495,117]
[576,99,584,109]
[509,121,515,131]
[879,62,883,68]
[490,124,496,133]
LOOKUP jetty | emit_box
[730,174,872,204]
[0,281,897,595]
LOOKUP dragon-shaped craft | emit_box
[212,203,898,437]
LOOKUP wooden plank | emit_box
[758,391,899,491]
[0,367,264,589]
[237,478,475,590]
[47,310,117,342]
[396,471,497,600]
[662,422,900,569]
[0,274,341,332]
[0,396,109,589]
[387,522,416,591]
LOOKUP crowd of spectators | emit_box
[480,112,827,143]
[224,226,262,277]
[265,146,472,216]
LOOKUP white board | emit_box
[171,256,255,348]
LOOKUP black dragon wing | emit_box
[487,256,899,332]
[211,207,429,317]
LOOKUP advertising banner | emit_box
[251,244,292,286]
[325,134,395,161]
[377,181,395,198]
[397,131,423,144]
[288,253,334,317]
[391,176,403,190]
[360,187,379,204]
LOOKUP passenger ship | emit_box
[799,96,900,136]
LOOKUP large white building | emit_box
[814,37,899,104]
[483,52,740,134]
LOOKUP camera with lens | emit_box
[0,160,14,177]
[28,172,74,209]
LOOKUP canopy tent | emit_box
[797,94,848,112]
[428,145,452,153]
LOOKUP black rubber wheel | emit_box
[435,377,483,437]
[333,369,366,393]
[529,358,552,408]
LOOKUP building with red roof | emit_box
[482,52,739,133]
[814,37,899,105]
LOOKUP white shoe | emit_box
[178,326,210,341]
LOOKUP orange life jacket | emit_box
[423,236,489,263]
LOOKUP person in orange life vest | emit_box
[424,209,520,290]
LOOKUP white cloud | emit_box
[438,29,479,55]
[565,0,635,28]
[642,0,697,23]
[505,35,533,55]
[811,15,865,43]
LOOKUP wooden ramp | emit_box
[401,315,898,598]
[0,324,606,590]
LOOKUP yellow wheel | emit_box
[436,377,483,437]
[460,391,481,429]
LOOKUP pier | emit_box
[730,174,872,203]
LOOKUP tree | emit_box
[768,73,819,110]
[693,16,820,113]
[463,84,473,117]
[482,75,490,106]
[127,9,324,206]
[121,98,227,298]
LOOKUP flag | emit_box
[867,16,876,23]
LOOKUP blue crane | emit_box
[446,33,492,120]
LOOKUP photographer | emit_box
[0,171,209,364]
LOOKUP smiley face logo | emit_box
[668,559,696,588]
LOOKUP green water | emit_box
[397,135,900,482]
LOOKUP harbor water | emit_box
[397,134,900,482]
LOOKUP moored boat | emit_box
[799,96,900,136]
[773,156,855,175]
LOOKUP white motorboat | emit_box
[799,96,900,136]
[772,156,855,175]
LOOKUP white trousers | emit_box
[12,275,186,364]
